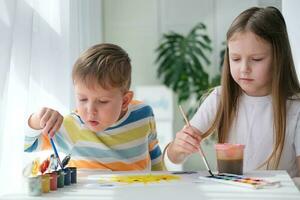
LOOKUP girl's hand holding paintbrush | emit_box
[167,125,203,163]
[167,105,214,176]
[28,107,63,138]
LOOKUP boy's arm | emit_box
[24,122,56,152]
[148,115,164,171]
[28,107,63,137]
[24,118,72,153]
[24,108,70,153]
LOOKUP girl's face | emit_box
[74,79,133,132]
[228,31,273,96]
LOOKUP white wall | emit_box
[103,0,160,87]
[282,0,300,78]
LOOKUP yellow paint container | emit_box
[41,174,50,193]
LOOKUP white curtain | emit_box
[0,0,102,195]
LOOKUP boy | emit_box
[25,43,164,171]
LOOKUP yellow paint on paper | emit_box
[99,174,180,185]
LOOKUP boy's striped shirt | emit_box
[24,102,164,171]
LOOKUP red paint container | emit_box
[47,172,58,191]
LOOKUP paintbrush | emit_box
[178,105,214,177]
[49,136,64,169]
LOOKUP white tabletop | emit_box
[1,170,299,200]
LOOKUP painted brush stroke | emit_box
[97,174,181,186]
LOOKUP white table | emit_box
[1,170,300,200]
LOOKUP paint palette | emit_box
[199,173,281,189]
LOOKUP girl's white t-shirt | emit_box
[189,86,300,177]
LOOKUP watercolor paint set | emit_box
[23,154,77,196]
[199,173,281,189]
[23,135,79,196]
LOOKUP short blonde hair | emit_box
[72,43,131,91]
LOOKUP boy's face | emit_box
[228,31,273,96]
[74,79,133,132]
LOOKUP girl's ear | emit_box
[122,91,134,111]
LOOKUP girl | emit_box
[166,6,300,178]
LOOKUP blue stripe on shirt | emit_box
[54,132,71,153]
[106,105,153,131]
[149,145,162,160]
[24,139,38,152]
[71,142,147,159]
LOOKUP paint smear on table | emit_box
[98,174,180,185]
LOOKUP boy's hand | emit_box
[167,125,202,164]
[28,107,63,138]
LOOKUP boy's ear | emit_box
[122,91,134,111]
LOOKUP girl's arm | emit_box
[292,156,300,190]
[297,156,300,176]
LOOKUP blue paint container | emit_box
[63,168,71,186]
[68,167,77,184]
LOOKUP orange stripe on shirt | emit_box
[149,140,158,151]
[68,158,150,171]
[41,134,51,150]
[130,100,142,105]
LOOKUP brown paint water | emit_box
[217,159,243,175]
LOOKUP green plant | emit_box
[211,41,226,90]
[155,22,220,117]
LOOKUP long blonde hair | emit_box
[202,7,300,169]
